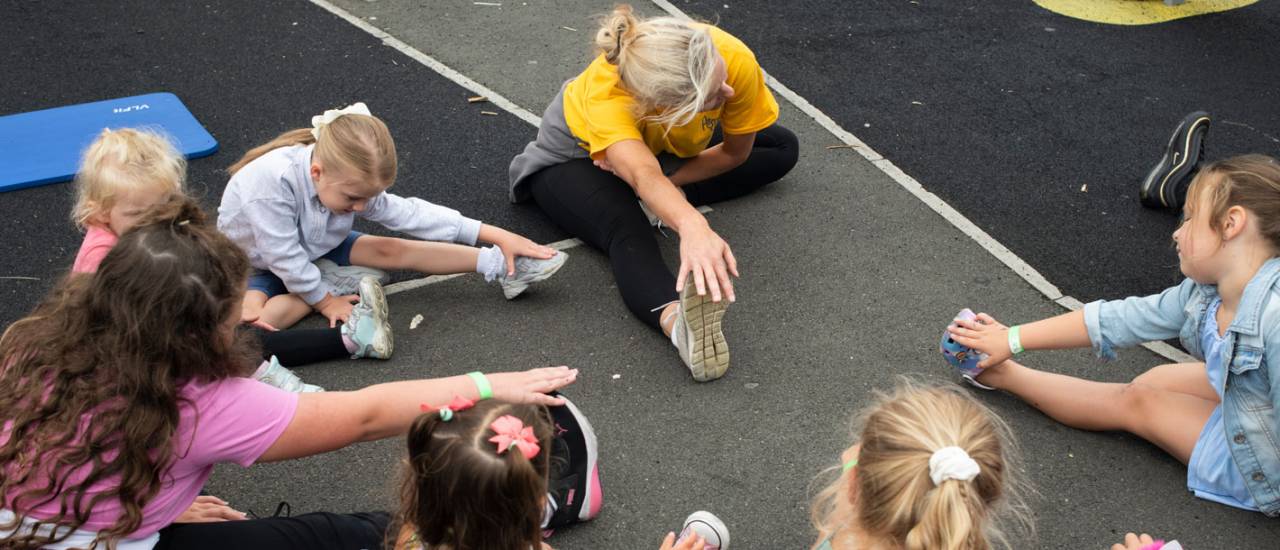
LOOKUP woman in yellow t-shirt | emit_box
[508,5,798,382]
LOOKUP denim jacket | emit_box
[1083,257,1280,516]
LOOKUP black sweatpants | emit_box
[155,511,391,550]
[527,124,798,328]
[256,327,350,367]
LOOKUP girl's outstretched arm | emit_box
[948,310,1091,369]
[257,366,578,462]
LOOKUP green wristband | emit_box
[1008,325,1025,355]
[467,371,493,400]
[842,458,859,473]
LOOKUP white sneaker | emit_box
[253,356,324,393]
[316,259,389,296]
[342,276,393,359]
[498,252,568,300]
[676,511,730,550]
[669,279,730,382]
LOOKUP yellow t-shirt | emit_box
[561,25,779,160]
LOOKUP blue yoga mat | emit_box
[0,93,217,193]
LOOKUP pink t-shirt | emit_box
[72,225,118,274]
[3,378,299,539]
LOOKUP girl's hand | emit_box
[676,223,738,303]
[486,366,578,406]
[946,312,1012,369]
[315,293,359,328]
[240,312,278,332]
[659,532,705,550]
[1111,532,1161,550]
[175,495,247,523]
[488,228,557,277]
[593,158,616,174]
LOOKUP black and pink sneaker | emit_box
[542,392,602,531]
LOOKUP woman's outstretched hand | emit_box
[676,222,738,304]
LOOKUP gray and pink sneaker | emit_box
[676,511,730,550]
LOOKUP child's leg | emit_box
[349,235,483,275]
[242,290,270,325]
[1131,362,1219,402]
[259,294,314,330]
[978,360,1217,463]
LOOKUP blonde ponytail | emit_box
[904,480,985,550]
[593,4,720,129]
[227,128,314,176]
[809,383,1033,550]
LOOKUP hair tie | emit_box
[420,395,475,421]
[311,102,372,140]
[929,446,980,486]
[606,25,626,63]
[176,219,190,226]
[488,415,540,459]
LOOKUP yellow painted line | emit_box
[1034,0,1258,25]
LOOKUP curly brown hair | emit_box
[0,196,254,549]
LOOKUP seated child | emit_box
[809,383,1032,550]
[219,102,567,331]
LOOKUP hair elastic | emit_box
[420,395,476,421]
[929,446,980,486]
[842,458,858,473]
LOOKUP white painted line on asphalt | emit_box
[647,0,1192,364]
[308,0,542,127]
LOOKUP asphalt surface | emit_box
[670,0,1280,303]
[4,0,1280,548]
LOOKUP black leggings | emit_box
[156,511,390,550]
[256,327,350,367]
[528,124,798,329]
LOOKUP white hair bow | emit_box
[929,446,980,486]
[311,102,372,139]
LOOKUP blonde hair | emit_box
[810,383,1032,550]
[71,128,187,229]
[228,112,397,189]
[1185,154,1280,254]
[594,4,721,129]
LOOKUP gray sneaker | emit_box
[342,276,393,359]
[498,252,568,300]
[675,511,730,550]
[253,356,324,393]
[670,279,730,382]
[316,259,390,296]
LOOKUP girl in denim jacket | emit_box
[946,155,1280,515]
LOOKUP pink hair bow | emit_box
[488,415,540,459]
[420,395,476,421]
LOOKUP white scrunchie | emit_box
[311,102,372,139]
[929,446,980,486]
